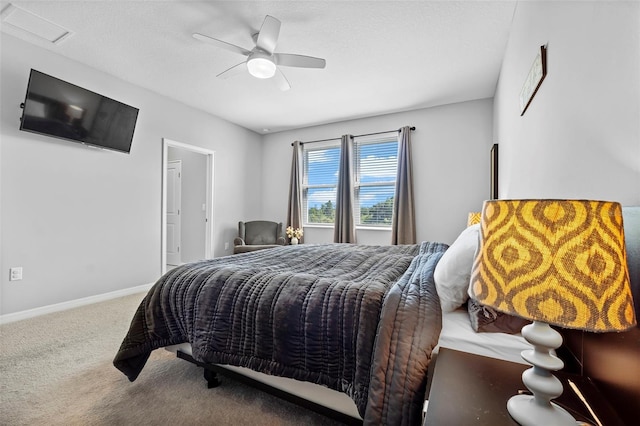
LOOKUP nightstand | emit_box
[423,348,624,426]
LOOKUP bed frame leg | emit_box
[176,351,221,389]
[203,368,221,388]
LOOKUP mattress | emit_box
[435,308,530,365]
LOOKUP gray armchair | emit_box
[233,220,286,254]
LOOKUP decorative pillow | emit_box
[434,224,480,312]
[467,298,529,334]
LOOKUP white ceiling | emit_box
[1,1,517,134]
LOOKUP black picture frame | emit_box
[520,45,547,116]
[491,144,498,199]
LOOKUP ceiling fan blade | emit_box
[255,15,281,54]
[216,62,247,79]
[193,33,252,57]
[275,53,326,69]
[272,68,291,91]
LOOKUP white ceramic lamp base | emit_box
[508,321,577,426]
[508,394,576,426]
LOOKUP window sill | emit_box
[303,224,334,229]
[357,226,392,232]
[303,224,391,232]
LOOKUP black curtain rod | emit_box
[291,126,415,146]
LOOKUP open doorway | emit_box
[161,138,215,275]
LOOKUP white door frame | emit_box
[161,138,215,275]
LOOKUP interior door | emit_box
[166,160,182,265]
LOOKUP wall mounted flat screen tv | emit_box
[19,69,139,154]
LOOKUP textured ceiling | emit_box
[1,1,517,134]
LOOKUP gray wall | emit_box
[261,99,495,246]
[494,1,639,205]
[0,34,262,315]
[492,4,640,423]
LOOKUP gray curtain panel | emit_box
[334,134,356,243]
[391,126,416,244]
[286,141,303,242]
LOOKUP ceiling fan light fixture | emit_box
[247,52,276,79]
[194,15,324,91]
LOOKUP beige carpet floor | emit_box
[0,293,345,425]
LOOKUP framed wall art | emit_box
[490,143,498,199]
[519,45,547,115]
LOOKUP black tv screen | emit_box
[19,69,139,154]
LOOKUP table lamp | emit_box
[469,199,636,426]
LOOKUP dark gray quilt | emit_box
[114,242,447,425]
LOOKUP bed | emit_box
[113,222,536,425]
[114,206,639,425]
[114,241,448,425]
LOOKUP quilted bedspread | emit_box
[114,242,447,425]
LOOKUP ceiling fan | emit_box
[193,15,326,91]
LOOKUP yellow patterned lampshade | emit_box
[467,211,481,226]
[469,199,636,332]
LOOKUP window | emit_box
[354,135,398,226]
[303,143,340,224]
[302,135,398,227]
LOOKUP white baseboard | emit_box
[0,283,154,325]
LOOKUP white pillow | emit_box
[434,224,480,312]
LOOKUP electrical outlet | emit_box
[224,242,229,251]
[10,267,23,281]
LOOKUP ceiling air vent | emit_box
[1,3,72,44]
